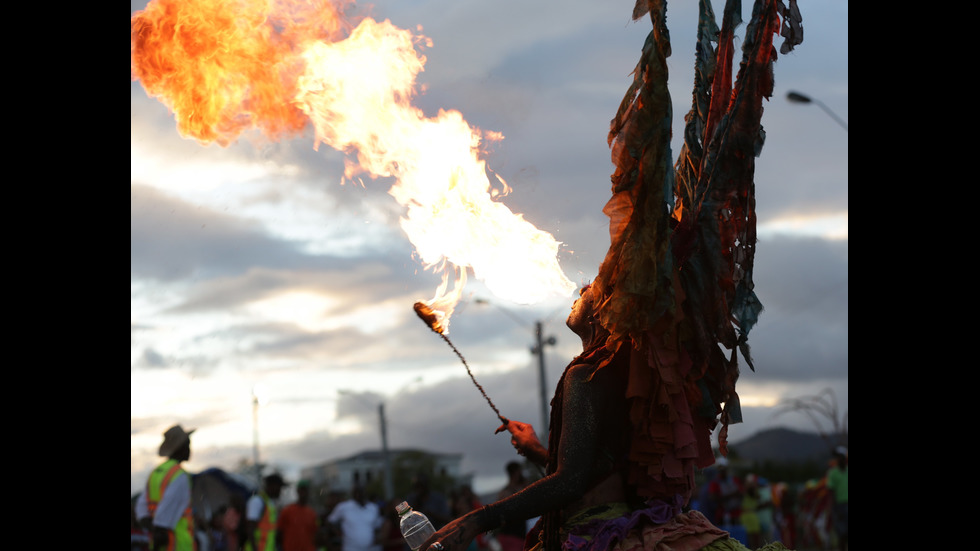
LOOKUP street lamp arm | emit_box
[786,90,848,131]
[813,100,848,131]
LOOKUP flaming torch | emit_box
[414,301,505,424]
[131,0,576,334]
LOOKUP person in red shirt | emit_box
[278,480,320,551]
[707,459,743,526]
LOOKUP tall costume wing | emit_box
[590,0,803,501]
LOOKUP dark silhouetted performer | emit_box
[416,1,804,550]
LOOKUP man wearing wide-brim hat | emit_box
[135,424,197,551]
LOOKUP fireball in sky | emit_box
[131,0,576,333]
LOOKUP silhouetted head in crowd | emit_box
[264,473,286,499]
[158,425,194,462]
[505,461,525,484]
[296,479,312,505]
[352,484,368,505]
[833,446,848,469]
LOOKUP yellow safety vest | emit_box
[145,459,196,551]
[245,492,278,551]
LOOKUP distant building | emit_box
[301,448,469,497]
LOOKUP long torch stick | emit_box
[413,301,507,425]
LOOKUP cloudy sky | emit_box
[131,0,847,498]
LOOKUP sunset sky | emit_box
[131,0,848,497]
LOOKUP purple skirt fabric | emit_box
[561,496,685,551]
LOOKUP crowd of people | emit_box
[686,453,848,551]
[131,426,538,551]
[131,425,327,551]
[133,425,846,551]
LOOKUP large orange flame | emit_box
[131,0,576,332]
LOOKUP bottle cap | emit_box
[395,501,410,515]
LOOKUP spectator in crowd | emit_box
[197,511,215,551]
[772,482,796,549]
[210,506,229,551]
[452,485,482,517]
[405,473,451,530]
[826,447,848,551]
[691,467,718,525]
[494,462,528,551]
[755,477,774,543]
[451,486,485,551]
[279,479,320,551]
[378,498,410,551]
[224,493,247,551]
[328,484,384,551]
[135,425,197,551]
[320,492,347,551]
[708,458,743,526]
[798,478,833,550]
[246,473,287,551]
[739,475,762,549]
[132,498,151,551]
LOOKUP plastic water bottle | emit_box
[396,501,436,551]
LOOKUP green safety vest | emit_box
[245,492,278,551]
[145,459,196,551]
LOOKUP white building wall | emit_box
[301,449,467,494]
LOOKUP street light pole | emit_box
[378,402,394,501]
[252,388,262,487]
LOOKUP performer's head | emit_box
[566,284,595,339]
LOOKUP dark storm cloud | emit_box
[132,181,430,286]
[137,348,167,369]
[753,107,849,217]
[163,259,424,313]
[335,390,387,418]
[132,346,223,374]
[753,236,848,322]
[740,236,848,383]
[131,184,315,281]
[220,320,449,369]
[254,358,830,486]
[260,371,552,481]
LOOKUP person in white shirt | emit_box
[328,485,383,551]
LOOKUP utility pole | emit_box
[339,388,409,502]
[531,321,557,435]
[379,402,394,501]
[252,389,262,487]
[474,298,557,436]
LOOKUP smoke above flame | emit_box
[131,0,576,332]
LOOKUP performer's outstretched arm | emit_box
[422,361,607,551]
